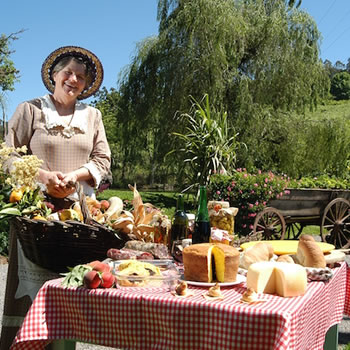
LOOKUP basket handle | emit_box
[76,182,93,225]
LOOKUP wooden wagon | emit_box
[252,188,350,248]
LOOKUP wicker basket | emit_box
[13,216,129,273]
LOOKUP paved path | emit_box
[0,261,349,349]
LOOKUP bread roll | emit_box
[240,242,274,270]
[296,234,326,268]
[276,254,295,264]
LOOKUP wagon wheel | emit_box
[285,222,304,240]
[253,207,286,240]
[321,198,350,249]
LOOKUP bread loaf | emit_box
[240,242,274,270]
[246,261,307,297]
[276,254,295,264]
[296,234,326,268]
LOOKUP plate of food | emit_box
[113,259,180,289]
[182,273,246,287]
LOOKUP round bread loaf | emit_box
[296,234,326,268]
[276,254,295,264]
[240,242,274,270]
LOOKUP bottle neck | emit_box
[176,195,185,212]
[196,186,209,221]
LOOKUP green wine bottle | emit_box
[169,194,188,250]
[192,186,211,244]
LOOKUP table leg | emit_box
[323,324,338,350]
[49,340,76,350]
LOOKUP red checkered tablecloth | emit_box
[11,262,347,350]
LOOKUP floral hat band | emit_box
[41,46,104,100]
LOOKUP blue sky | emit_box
[2,0,350,119]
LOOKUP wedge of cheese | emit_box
[246,261,307,297]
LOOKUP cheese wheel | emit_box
[246,261,307,297]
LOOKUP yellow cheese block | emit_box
[240,240,335,255]
[246,261,307,297]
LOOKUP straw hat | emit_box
[41,46,104,100]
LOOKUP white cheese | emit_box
[246,261,307,297]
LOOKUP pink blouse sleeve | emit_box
[82,109,111,188]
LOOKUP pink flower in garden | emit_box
[227,186,232,192]
[284,190,290,194]
[242,224,247,228]
[269,191,272,195]
[276,194,280,199]
[249,224,254,230]
[254,183,258,187]
[213,169,217,174]
[220,169,225,174]
[265,178,268,183]
[244,173,248,178]
[216,190,221,195]
[249,203,254,208]
[258,170,262,174]
[237,168,242,172]
[280,192,283,197]
[239,190,243,194]
[263,201,267,206]
[251,190,255,194]
[231,181,236,187]
[264,184,267,187]
[255,201,259,206]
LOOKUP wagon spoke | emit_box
[253,208,285,240]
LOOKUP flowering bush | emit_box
[0,143,51,220]
[208,169,290,236]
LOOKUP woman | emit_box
[6,45,110,200]
[0,46,110,350]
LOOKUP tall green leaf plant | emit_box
[168,94,242,192]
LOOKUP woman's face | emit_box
[52,60,87,99]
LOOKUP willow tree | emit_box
[109,0,328,185]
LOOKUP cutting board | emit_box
[240,240,335,255]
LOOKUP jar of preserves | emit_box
[208,201,238,235]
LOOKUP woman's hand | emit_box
[39,169,76,198]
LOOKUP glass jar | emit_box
[208,201,238,235]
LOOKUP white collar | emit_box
[40,94,88,137]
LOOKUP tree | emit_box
[0,32,21,93]
[96,0,328,185]
[330,71,350,100]
[0,31,22,139]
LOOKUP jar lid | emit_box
[208,201,230,210]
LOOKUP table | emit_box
[10,262,347,350]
